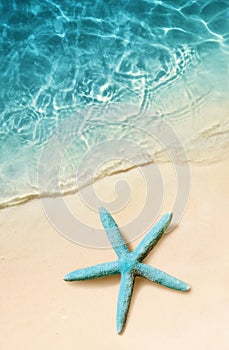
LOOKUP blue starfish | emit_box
[64,207,190,333]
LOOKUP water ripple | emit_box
[0,0,228,205]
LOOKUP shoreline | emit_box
[1,98,229,210]
[1,152,229,211]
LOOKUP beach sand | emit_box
[0,160,229,350]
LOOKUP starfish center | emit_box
[118,254,137,274]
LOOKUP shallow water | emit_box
[0,0,228,206]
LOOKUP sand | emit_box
[0,160,229,350]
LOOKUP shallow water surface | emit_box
[0,0,228,206]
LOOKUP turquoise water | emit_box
[0,0,228,206]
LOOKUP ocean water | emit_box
[0,0,228,207]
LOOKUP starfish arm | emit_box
[99,207,129,258]
[136,263,190,291]
[64,261,119,281]
[116,272,135,334]
[132,212,173,262]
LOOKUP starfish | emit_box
[64,207,190,333]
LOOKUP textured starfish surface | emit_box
[64,207,190,333]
